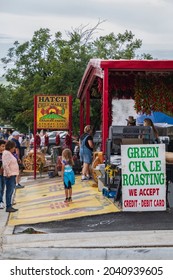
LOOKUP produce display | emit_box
[23,150,46,171]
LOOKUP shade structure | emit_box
[77,59,173,153]
[137,111,173,124]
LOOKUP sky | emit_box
[1,0,173,76]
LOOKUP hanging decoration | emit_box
[64,133,71,149]
[44,134,49,146]
[97,73,173,116]
[134,74,173,115]
[55,133,60,146]
[35,134,41,148]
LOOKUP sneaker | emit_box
[6,207,18,212]
[16,184,24,189]
[0,202,5,209]
[68,197,72,202]
[64,198,69,203]
[81,176,88,181]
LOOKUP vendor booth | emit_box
[77,59,173,211]
[77,59,173,153]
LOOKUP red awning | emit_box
[77,59,173,100]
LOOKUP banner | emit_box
[121,144,166,211]
[36,95,71,130]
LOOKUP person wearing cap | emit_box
[11,131,24,189]
[126,116,136,126]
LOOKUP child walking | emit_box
[61,148,75,203]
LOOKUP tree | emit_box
[92,30,152,59]
[1,25,153,132]
[0,84,15,124]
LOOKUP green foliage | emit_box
[0,25,153,133]
[92,30,142,59]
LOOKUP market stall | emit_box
[77,59,173,153]
[77,59,173,211]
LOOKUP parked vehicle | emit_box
[30,131,67,154]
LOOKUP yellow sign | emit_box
[36,95,70,129]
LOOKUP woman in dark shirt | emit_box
[79,125,94,181]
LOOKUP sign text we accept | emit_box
[121,144,166,211]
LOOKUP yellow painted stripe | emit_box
[8,176,119,226]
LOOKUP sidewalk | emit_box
[1,174,173,260]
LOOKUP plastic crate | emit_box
[102,187,117,198]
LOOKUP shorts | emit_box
[80,153,92,164]
[64,181,72,189]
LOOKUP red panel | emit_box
[102,67,109,154]
[80,102,84,135]
[86,89,90,125]
[100,60,173,71]
[69,95,72,149]
[34,95,37,180]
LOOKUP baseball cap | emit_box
[12,131,20,136]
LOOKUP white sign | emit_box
[121,144,166,211]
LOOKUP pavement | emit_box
[1,174,173,260]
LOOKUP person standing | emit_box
[79,125,94,181]
[123,116,139,138]
[0,140,6,209]
[0,128,4,139]
[143,118,159,143]
[11,131,24,189]
[2,140,19,212]
[61,148,75,203]
[3,129,11,141]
